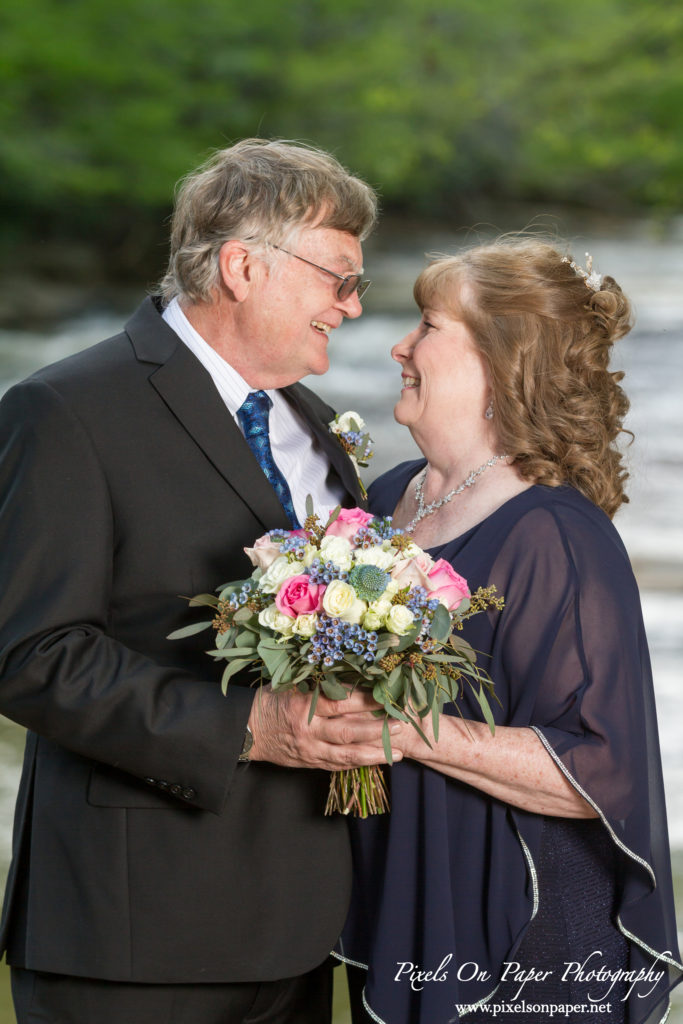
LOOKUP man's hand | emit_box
[247,686,402,770]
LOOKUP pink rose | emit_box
[275,575,326,618]
[324,507,375,544]
[426,559,470,611]
[391,552,436,590]
[244,534,283,571]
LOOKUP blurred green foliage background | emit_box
[1,0,681,285]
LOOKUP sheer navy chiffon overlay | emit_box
[338,461,682,1024]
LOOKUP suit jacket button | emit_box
[169,784,182,796]
[181,788,196,801]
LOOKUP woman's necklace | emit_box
[405,454,509,533]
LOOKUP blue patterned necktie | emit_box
[236,391,300,528]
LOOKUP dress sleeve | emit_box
[486,499,682,995]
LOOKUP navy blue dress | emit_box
[338,462,682,1024]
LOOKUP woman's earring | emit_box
[485,402,494,420]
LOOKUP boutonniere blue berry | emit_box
[329,410,374,498]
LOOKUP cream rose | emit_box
[385,605,415,635]
[362,608,384,631]
[322,580,367,623]
[258,556,303,594]
[258,603,295,636]
[322,579,356,617]
[319,535,354,571]
[353,545,396,571]
[292,613,319,637]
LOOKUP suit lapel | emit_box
[125,299,365,527]
[126,299,291,532]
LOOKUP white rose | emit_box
[319,535,353,571]
[384,580,400,597]
[368,597,392,619]
[385,605,415,635]
[322,579,356,618]
[362,609,384,631]
[334,410,365,434]
[258,603,294,636]
[353,545,395,571]
[292,613,318,637]
[258,556,302,594]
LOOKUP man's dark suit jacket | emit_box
[0,297,365,983]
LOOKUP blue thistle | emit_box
[348,563,390,602]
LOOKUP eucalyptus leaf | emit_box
[477,684,496,735]
[207,646,256,659]
[166,620,213,640]
[411,673,428,710]
[382,718,393,765]
[324,505,341,529]
[321,675,349,701]
[232,606,256,624]
[432,700,440,742]
[450,635,477,663]
[257,641,289,676]
[188,593,220,609]
[220,657,252,694]
[271,657,293,688]
[308,685,320,724]
[430,603,452,643]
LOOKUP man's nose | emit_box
[338,289,364,319]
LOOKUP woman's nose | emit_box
[391,327,418,363]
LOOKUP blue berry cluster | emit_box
[353,519,400,549]
[227,579,258,610]
[307,615,379,666]
[406,585,442,616]
[277,535,308,559]
[307,558,348,585]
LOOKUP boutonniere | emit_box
[328,410,374,498]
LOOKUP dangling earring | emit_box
[485,402,494,420]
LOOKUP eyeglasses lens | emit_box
[338,277,370,301]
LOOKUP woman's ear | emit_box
[217,240,256,302]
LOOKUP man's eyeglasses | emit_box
[271,245,370,301]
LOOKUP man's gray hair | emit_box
[159,139,379,305]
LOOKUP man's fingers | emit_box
[315,688,382,717]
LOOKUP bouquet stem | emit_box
[325,765,390,817]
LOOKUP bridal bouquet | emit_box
[170,501,502,816]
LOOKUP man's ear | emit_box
[217,240,257,301]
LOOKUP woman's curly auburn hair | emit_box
[414,239,633,518]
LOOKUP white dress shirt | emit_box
[162,298,345,523]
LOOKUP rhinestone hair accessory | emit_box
[562,252,603,292]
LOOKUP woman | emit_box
[337,240,682,1024]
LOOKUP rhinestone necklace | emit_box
[405,455,509,533]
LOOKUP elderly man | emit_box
[0,140,396,1024]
